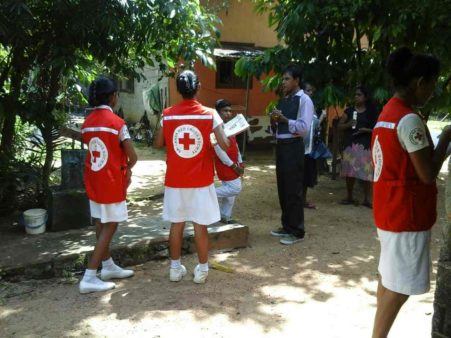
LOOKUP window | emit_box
[216,59,252,89]
[119,77,134,93]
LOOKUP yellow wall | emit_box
[212,0,277,47]
[169,0,279,117]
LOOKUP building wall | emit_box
[118,66,169,125]
[213,0,278,48]
[167,1,280,143]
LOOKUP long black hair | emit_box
[176,70,199,99]
[386,47,440,89]
[88,76,118,107]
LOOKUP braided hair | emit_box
[176,70,199,99]
[88,76,118,107]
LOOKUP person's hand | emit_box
[351,119,357,129]
[270,109,281,122]
[231,163,244,176]
[126,167,132,188]
[440,125,451,142]
[271,109,288,123]
[235,164,244,176]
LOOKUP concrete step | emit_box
[0,219,249,281]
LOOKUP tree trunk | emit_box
[0,112,16,156]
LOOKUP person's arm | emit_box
[410,128,451,183]
[214,144,234,166]
[338,110,354,130]
[60,126,83,142]
[398,114,451,183]
[119,125,138,187]
[153,127,165,148]
[213,124,230,151]
[212,110,230,150]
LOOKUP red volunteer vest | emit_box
[215,136,240,181]
[371,97,437,232]
[82,106,128,204]
[163,99,215,188]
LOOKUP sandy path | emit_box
[0,147,444,338]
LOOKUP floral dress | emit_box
[340,106,378,181]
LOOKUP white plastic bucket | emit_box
[23,208,47,235]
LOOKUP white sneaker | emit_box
[169,265,187,282]
[79,278,116,294]
[193,264,208,284]
[100,265,134,280]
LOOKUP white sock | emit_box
[82,269,98,281]
[102,257,114,269]
[171,259,181,269]
[198,262,209,272]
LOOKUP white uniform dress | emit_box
[162,111,223,225]
[377,113,432,295]
[89,117,131,224]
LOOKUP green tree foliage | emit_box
[236,0,451,111]
[0,0,219,209]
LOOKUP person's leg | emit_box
[217,179,241,221]
[193,222,209,283]
[169,222,185,260]
[88,222,118,269]
[275,145,288,231]
[169,222,186,282]
[94,219,112,261]
[193,223,209,264]
[280,141,305,243]
[80,222,118,293]
[372,280,409,338]
[362,180,372,207]
[345,177,355,202]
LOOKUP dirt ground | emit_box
[0,145,446,338]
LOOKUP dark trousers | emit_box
[276,139,305,237]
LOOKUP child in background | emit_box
[213,99,244,223]
[79,76,138,294]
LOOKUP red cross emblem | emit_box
[414,132,423,141]
[179,132,195,150]
[92,150,101,163]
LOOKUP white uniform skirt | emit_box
[89,200,128,224]
[163,184,220,225]
[377,228,431,295]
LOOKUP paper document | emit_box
[211,114,250,145]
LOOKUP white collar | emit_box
[294,89,304,97]
[95,105,113,112]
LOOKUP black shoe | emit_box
[270,228,290,237]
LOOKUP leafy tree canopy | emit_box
[0,0,219,201]
[236,0,451,112]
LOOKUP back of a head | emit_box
[176,70,199,99]
[88,76,118,107]
[282,64,302,81]
[215,99,231,113]
[386,47,440,89]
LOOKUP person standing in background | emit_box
[302,82,327,209]
[270,64,314,245]
[338,85,378,208]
